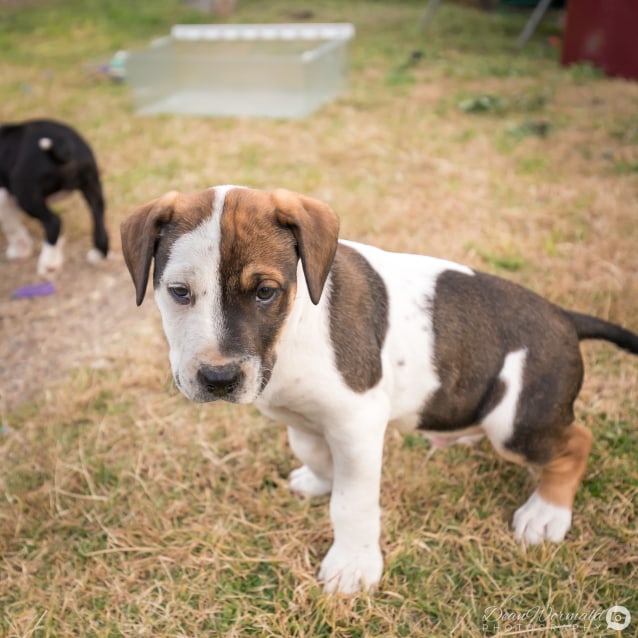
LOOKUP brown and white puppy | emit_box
[121,185,638,594]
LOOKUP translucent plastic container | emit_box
[125,23,355,119]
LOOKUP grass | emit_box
[1,0,638,636]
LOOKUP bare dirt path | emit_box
[0,237,156,414]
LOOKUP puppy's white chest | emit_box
[256,311,345,432]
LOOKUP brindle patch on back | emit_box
[420,269,585,466]
[419,270,510,432]
[328,244,389,392]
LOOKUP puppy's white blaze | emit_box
[481,348,527,449]
[154,187,228,397]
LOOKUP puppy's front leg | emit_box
[319,411,387,594]
[288,427,333,497]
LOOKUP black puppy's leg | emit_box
[80,172,109,264]
[37,210,64,277]
[0,188,33,259]
[14,189,64,277]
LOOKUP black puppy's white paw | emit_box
[6,231,33,260]
[86,247,111,265]
[37,239,64,278]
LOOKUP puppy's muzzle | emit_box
[197,363,244,400]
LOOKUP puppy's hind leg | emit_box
[513,423,593,544]
[287,427,333,497]
[79,170,110,264]
[37,236,65,278]
[13,188,64,277]
[479,348,592,544]
[0,188,33,259]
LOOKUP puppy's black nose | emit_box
[198,364,242,399]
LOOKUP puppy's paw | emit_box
[512,490,572,545]
[6,232,33,260]
[37,240,64,278]
[86,248,108,265]
[319,543,383,594]
[289,465,332,497]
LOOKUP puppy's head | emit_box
[121,186,339,404]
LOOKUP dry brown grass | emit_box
[1,1,637,636]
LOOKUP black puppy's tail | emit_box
[568,311,638,355]
[38,136,73,164]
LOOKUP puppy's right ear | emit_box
[120,191,179,306]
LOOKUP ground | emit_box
[1,1,637,636]
[0,231,155,414]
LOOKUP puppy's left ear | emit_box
[273,189,340,305]
[120,191,179,306]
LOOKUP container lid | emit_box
[171,23,355,42]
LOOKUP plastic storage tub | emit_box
[125,23,355,119]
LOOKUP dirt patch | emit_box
[0,234,157,414]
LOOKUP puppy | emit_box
[0,118,109,277]
[121,186,638,594]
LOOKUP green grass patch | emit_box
[466,241,529,272]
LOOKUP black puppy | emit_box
[0,118,109,277]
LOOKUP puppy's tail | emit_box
[567,311,638,355]
[38,136,73,164]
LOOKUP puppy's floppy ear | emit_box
[273,189,340,305]
[120,191,179,306]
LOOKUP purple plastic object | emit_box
[11,281,56,299]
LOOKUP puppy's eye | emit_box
[256,285,277,302]
[169,285,191,304]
